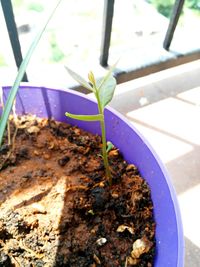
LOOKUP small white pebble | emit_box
[96,237,107,246]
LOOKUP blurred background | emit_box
[1,0,200,85]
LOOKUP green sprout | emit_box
[65,66,117,185]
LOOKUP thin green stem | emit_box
[95,91,112,185]
[100,117,112,185]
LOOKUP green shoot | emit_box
[0,0,63,147]
[106,141,114,153]
[65,66,117,185]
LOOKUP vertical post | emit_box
[163,0,185,50]
[1,0,28,81]
[100,0,115,67]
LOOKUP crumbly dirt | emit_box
[0,115,155,267]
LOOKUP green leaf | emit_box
[65,67,94,92]
[0,0,63,147]
[65,112,103,122]
[98,61,118,91]
[98,75,116,109]
[97,62,117,109]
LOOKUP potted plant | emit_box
[0,2,184,266]
[0,82,184,266]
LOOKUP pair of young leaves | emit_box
[65,66,117,185]
[65,66,117,122]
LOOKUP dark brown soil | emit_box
[0,115,155,267]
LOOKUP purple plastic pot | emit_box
[2,85,184,266]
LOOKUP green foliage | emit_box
[0,0,63,147]
[65,66,117,185]
[13,0,44,12]
[150,0,200,17]
[28,2,44,12]
[49,32,65,62]
[12,0,24,8]
[150,0,174,18]
[186,0,200,10]
[0,54,7,66]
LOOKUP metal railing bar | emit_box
[100,0,115,67]
[1,0,28,81]
[163,0,185,50]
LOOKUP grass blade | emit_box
[0,0,63,146]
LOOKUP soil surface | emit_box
[0,115,155,267]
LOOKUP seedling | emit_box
[65,66,117,185]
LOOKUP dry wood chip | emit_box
[131,237,153,259]
[127,256,139,265]
[108,149,119,156]
[111,192,119,198]
[116,225,134,235]
[93,254,101,264]
[31,203,47,214]
[27,126,40,134]
[126,164,136,172]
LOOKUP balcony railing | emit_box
[1,0,200,87]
